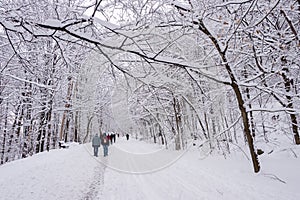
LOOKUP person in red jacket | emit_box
[107,134,111,144]
[101,133,110,157]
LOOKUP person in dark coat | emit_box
[107,134,111,144]
[101,133,110,157]
[109,133,113,144]
[112,133,116,143]
[126,133,129,140]
[92,134,101,157]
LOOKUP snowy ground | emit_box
[0,137,299,200]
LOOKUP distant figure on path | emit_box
[126,133,129,140]
[112,133,116,143]
[101,133,110,157]
[92,134,101,157]
[109,133,113,144]
[107,134,111,144]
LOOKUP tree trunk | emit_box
[182,96,207,139]
[59,78,73,141]
[281,70,300,144]
[46,106,53,151]
[232,82,260,172]
[244,68,256,138]
[196,19,260,172]
[204,112,212,150]
[173,96,182,150]
[74,111,80,142]
[1,102,9,164]
[6,104,22,162]
[83,116,93,143]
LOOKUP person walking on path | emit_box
[101,133,110,157]
[126,133,129,140]
[107,134,111,145]
[92,134,101,157]
[109,133,113,144]
[112,133,116,143]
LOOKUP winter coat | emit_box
[101,135,110,146]
[92,135,101,147]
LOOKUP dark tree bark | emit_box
[59,78,73,142]
[196,19,260,173]
[280,69,300,144]
[1,102,9,164]
[173,96,183,150]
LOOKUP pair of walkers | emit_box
[92,133,110,157]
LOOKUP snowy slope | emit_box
[0,143,104,200]
[0,138,299,200]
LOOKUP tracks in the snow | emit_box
[82,162,106,200]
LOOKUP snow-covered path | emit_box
[0,137,299,200]
[98,138,299,200]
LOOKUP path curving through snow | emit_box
[84,138,192,174]
[92,138,299,200]
[0,137,299,200]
